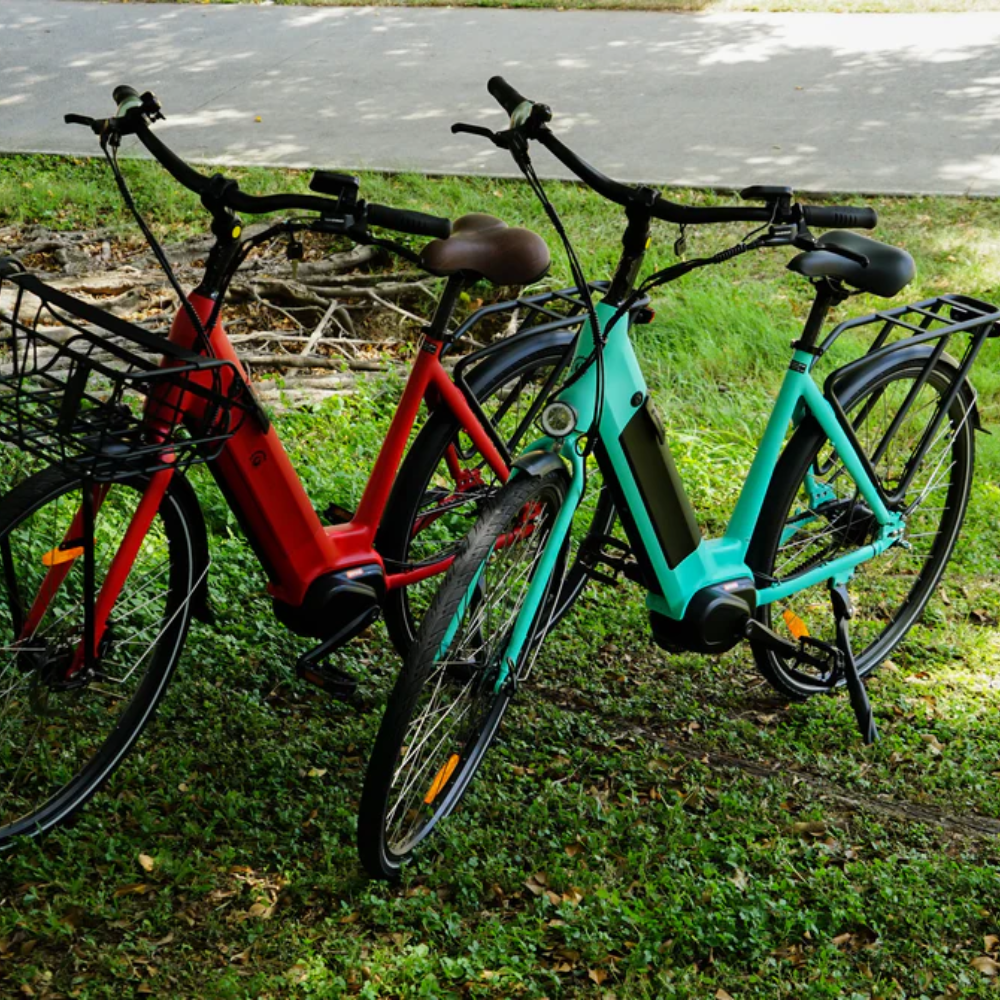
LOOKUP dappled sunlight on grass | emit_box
[2,157,1000,997]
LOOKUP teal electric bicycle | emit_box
[357,78,1000,878]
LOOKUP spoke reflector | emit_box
[424,753,460,805]
[41,544,84,567]
[782,608,810,639]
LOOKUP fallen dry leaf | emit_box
[971,955,1000,976]
[114,883,151,898]
[790,820,827,836]
[525,873,549,896]
[286,964,309,985]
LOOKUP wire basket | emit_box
[0,259,250,482]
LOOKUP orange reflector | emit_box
[424,754,460,805]
[782,608,810,640]
[41,545,84,567]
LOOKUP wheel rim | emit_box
[398,357,566,640]
[0,479,186,839]
[761,366,972,691]
[384,483,560,857]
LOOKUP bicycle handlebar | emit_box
[487,76,531,117]
[66,87,452,240]
[800,204,878,230]
[485,75,877,232]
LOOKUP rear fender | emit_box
[827,342,983,432]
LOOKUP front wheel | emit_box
[379,335,614,656]
[747,356,975,700]
[0,465,197,846]
[359,468,568,879]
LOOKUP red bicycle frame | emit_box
[171,291,509,605]
[27,278,510,666]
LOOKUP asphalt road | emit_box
[2,1,1000,195]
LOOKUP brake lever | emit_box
[451,122,526,153]
[64,113,106,134]
[343,222,424,268]
[452,122,499,142]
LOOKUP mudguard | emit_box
[512,449,568,479]
[165,472,213,623]
[826,342,983,432]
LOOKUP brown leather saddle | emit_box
[420,213,550,286]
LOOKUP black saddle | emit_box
[787,230,915,298]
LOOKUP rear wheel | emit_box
[360,468,568,879]
[747,357,975,700]
[0,466,195,846]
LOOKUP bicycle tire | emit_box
[360,467,568,879]
[746,356,975,700]
[378,334,614,656]
[0,465,196,846]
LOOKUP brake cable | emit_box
[600,207,782,336]
[508,138,605,457]
[101,132,216,355]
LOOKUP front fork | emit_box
[18,463,176,679]
[493,439,585,690]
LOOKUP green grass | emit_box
[3,154,1000,998]
[94,0,1000,13]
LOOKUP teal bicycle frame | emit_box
[497,299,905,677]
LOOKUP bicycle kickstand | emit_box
[829,581,878,745]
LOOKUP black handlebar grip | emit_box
[487,76,530,116]
[112,85,140,106]
[802,205,878,230]
[367,204,451,240]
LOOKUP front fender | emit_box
[511,448,568,479]
[164,472,213,624]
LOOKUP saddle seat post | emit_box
[794,278,850,354]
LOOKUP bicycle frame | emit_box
[498,300,906,672]
[25,287,512,665]
[169,293,510,604]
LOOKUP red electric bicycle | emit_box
[0,87,616,845]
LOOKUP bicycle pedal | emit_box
[296,660,358,700]
[744,619,832,675]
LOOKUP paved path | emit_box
[2,1,1000,195]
